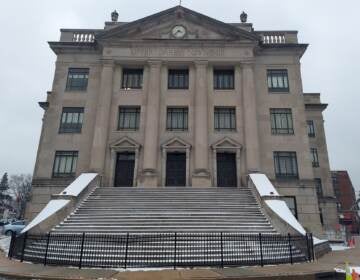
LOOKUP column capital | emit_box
[100,59,115,67]
[194,60,209,67]
[147,60,162,67]
[241,59,255,67]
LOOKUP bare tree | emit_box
[8,174,32,219]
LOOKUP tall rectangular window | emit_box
[52,151,78,178]
[214,69,234,90]
[267,69,289,92]
[283,196,298,219]
[273,151,298,178]
[270,108,294,134]
[307,120,316,137]
[59,107,84,133]
[168,69,189,89]
[214,107,236,131]
[122,69,143,89]
[315,178,323,197]
[118,107,140,130]
[166,107,188,131]
[66,68,89,91]
[311,148,319,167]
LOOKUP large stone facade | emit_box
[27,6,338,237]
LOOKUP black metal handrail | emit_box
[8,232,314,269]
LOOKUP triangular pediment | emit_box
[110,136,141,150]
[211,137,242,149]
[97,6,259,42]
[162,137,191,149]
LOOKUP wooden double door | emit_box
[216,152,237,188]
[166,152,186,187]
[114,152,135,187]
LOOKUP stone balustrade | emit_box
[257,31,298,44]
[59,29,99,42]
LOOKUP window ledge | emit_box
[64,90,87,93]
[268,90,290,94]
[115,129,140,133]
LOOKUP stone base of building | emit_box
[192,169,212,187]
[139,169,159,187]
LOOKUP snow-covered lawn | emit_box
[0,236,11,255]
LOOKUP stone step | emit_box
[65,217,268,222]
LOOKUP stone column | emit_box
[192,61,211,187]
[141,60,162,186]
[241,62,260,173]
[89,59,114,175]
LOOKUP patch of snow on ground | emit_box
[21,199,70,233]
[335,266,360,274]
[59,173,97,196]
[330,244,351,251]
[0,236,11,254]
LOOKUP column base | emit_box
[192,169,212,187]
[139,169,158,187]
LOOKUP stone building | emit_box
[27,6,338,236]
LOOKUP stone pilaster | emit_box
[241,62,260,173]
[141,60,162,186]
[89,59,114,174]
[192,61,211,187]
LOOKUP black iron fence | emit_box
[8,232,314,269]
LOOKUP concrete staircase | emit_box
[18,186,311,268]
[53,186,277,233]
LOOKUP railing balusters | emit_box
[44,232,51,266]
[124,233,129,269]
[20,232,28,262]
[8,232,313,269]
[288,233,293,265]
[258,233,263,267]
[78,232,85,269]
[8,231,16,259]
[173,232,177,270]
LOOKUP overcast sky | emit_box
[0,0,359,193]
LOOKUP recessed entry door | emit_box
[115,152,135,187]
[217,152,237,187]
[166,152,186,186]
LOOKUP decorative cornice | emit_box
[305,103,328,111]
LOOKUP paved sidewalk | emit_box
[0,248,358,279]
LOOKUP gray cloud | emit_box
[0,0,359,194]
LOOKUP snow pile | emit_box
[330,244,351,251]
[265,200,306,235]
[0,236,11,254]
[335,267,360,274]
[59,173,97,196]
[21,199,70,234]
[249,173,279,197]
[249,173,327,245]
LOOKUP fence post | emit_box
[173,232,177,270]
[124,233,129,269]
[8,231,16,259]
[259,233,263,267]
[220,232,224,268]
[310,233,315,261]
[44,232,51,266]
[20,232,28,262]
[78,232,85,269]
[288,233,293,265]
[305,233,311,262]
